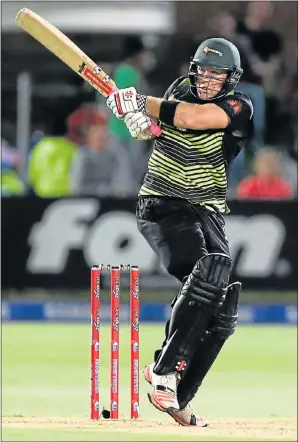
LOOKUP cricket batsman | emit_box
[107,37,254,426]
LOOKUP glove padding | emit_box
[107,87,147,119]
[124,112,155,140]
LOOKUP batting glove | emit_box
[106,87,147,119]
[124,112,155,140]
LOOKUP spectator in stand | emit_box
[70,107,129,196]
[29,104,137,198]
[236,1,283,92]
[284,57,298,151]
[237,149,294,200]
[236,1,284,143]
[29,117,77,197]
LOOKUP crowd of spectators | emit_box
[2,1,297,201]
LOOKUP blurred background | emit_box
[1,0,297,324]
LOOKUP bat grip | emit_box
[149,122,162,137]
[109,88,162,137]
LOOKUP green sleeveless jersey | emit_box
[139,77,253,213]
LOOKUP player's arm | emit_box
[145,97,230,130]
[107,86,253,133]
[146,91,254,132]
[145,96,253,137]
[147,94,253,132]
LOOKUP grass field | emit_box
[2,323,297,441]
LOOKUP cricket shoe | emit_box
[143,364,180,412]
[144,364,208,427]
[167,403,208,427]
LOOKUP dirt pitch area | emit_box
[2,416,297,440]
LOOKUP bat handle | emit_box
[149,122,162,137]
[109,88,162,137]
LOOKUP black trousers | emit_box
[137,197,232,406]
[136,197,230,283]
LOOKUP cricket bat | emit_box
[15,8,161,136]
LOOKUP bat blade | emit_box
[15,8,116,97]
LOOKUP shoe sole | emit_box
[148,393,207,427]
[147,391,166,412]
[147,391,179,414]
[167,406,208,427]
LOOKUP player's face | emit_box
[196,66,228,100]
